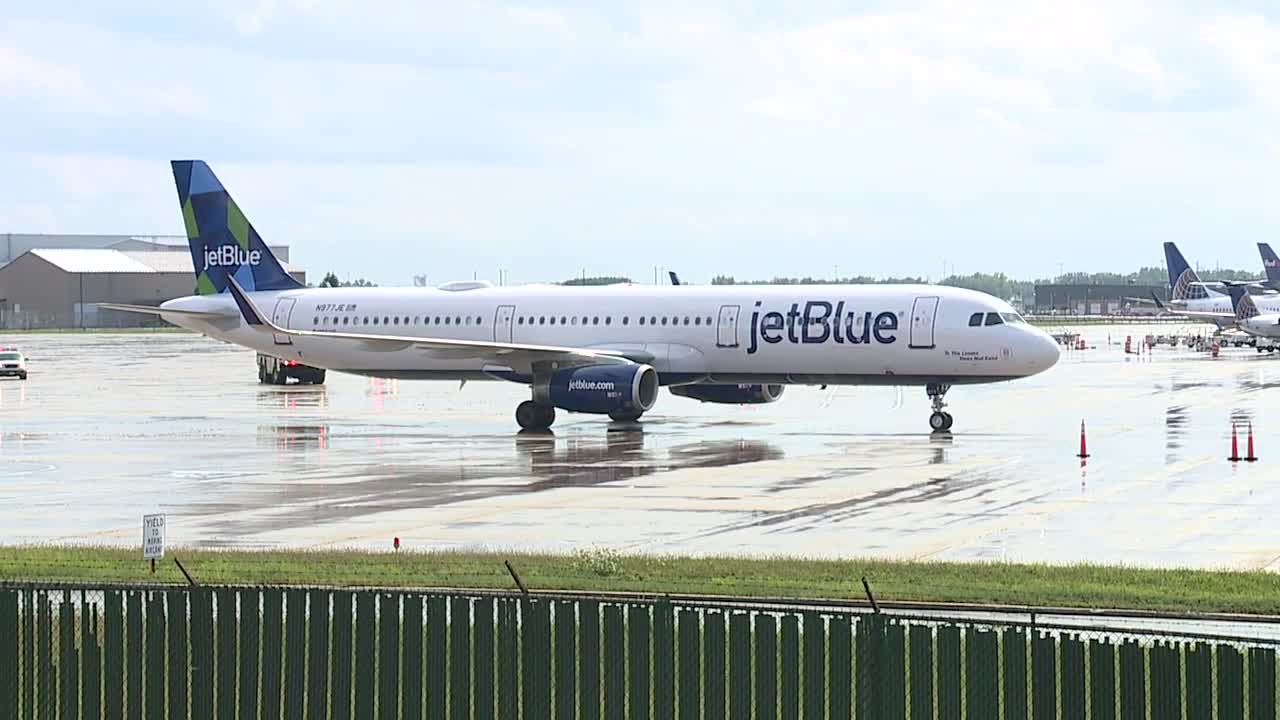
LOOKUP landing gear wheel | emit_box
[608,409,643,422]
[516,401,556,431]
[926,383,953,433]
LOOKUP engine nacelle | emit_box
[539,364,659,415]
[669,383,785,404]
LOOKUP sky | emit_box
[3,1,1280,285]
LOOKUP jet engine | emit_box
[668,383,785,404]
[538,364,659,415]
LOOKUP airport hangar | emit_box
[0,233,303,329]
[1032,283,1170,315]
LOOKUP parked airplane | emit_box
[1227,286,1280,340]
[103,161,1060,432]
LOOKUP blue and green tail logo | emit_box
[171,160,303,296]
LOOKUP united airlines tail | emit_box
[1163,242,1214,302]
[1228,286,1260,322]
[171,160,303,295]
[1259,243,1280,289]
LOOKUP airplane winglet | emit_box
[668,271,681,286]
[225,277,266,327]
[1150,291,1166,310]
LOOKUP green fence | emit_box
[2,584,1279,718]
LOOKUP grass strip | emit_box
[2,545,1278,616]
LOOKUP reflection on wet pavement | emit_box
[3,325,1280,569]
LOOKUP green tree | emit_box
[319,272,340,288]
[561,276,631,286]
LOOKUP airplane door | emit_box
[909,296,939,349]
[271,298,296,346]
[494,304,515,343]
[716,304,740,348]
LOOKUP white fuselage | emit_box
[1173,293,1280,316]
[1238,314,1280,339]
[162,283,1060,385]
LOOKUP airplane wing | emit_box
[224,278,635,368]
[1143,292,1233,322]
[96,303,233,318]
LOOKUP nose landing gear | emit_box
[927,383,953,432]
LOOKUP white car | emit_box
[0,348,27,380]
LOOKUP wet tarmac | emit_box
[2,324,1280,570]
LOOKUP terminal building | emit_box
[1032,283,1169,315]
[0,233,303,328]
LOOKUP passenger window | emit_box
[539,317,546,325]
[639,317,646,325]
[455,316,461,325]
[605,317,611,325]
[694,316,701,326]
[582,316,588,325]
[549,317,556,325]
[706,316,713,326]
[560,316,567,325]
[661,317,668,326]
[969,313,983,327]
[622,316,629,325]
[592,317,599,325]
[435,317,441,325]
[343,317,349,325]
[362,317,369,325]
[985,313,1004,326]
[651,316,657,326]
[445,317,451,325]
[476,317,483,325]
[683,317,690,325]
[571,316,578,325]
[313,317,319,325]
[393,316,400,325]
[383,316,389,325]
[518,317,524,325]
[373,317,380,325]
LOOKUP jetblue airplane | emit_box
[104,161,1060,432]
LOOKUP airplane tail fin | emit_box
[1164,242,1212,302]
[171,160,303,296]
[1260,243,1280,287]
[1229,286,1260,322]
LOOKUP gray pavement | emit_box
[2,324,1278,571]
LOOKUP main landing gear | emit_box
[516,400,556,431]
[927,383,953,433]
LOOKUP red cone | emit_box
[1247,423,1258,463]
[1077,420,1090,459]
[1229,423,1241,462]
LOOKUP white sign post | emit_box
[143,513,166,573]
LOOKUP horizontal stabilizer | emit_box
[96,303,231,318]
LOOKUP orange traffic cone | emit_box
[1077,420,1090,459]
[1229,423,1241,462]
[1247,423,1258,463]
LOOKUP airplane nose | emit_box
[1026,329,1061,374]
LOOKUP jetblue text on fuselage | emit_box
[746,301,899,355]
[204,245,261,271]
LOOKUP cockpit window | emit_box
[1000,312,1025,324]
[984,312,1004,326]
[968,313,983,327]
